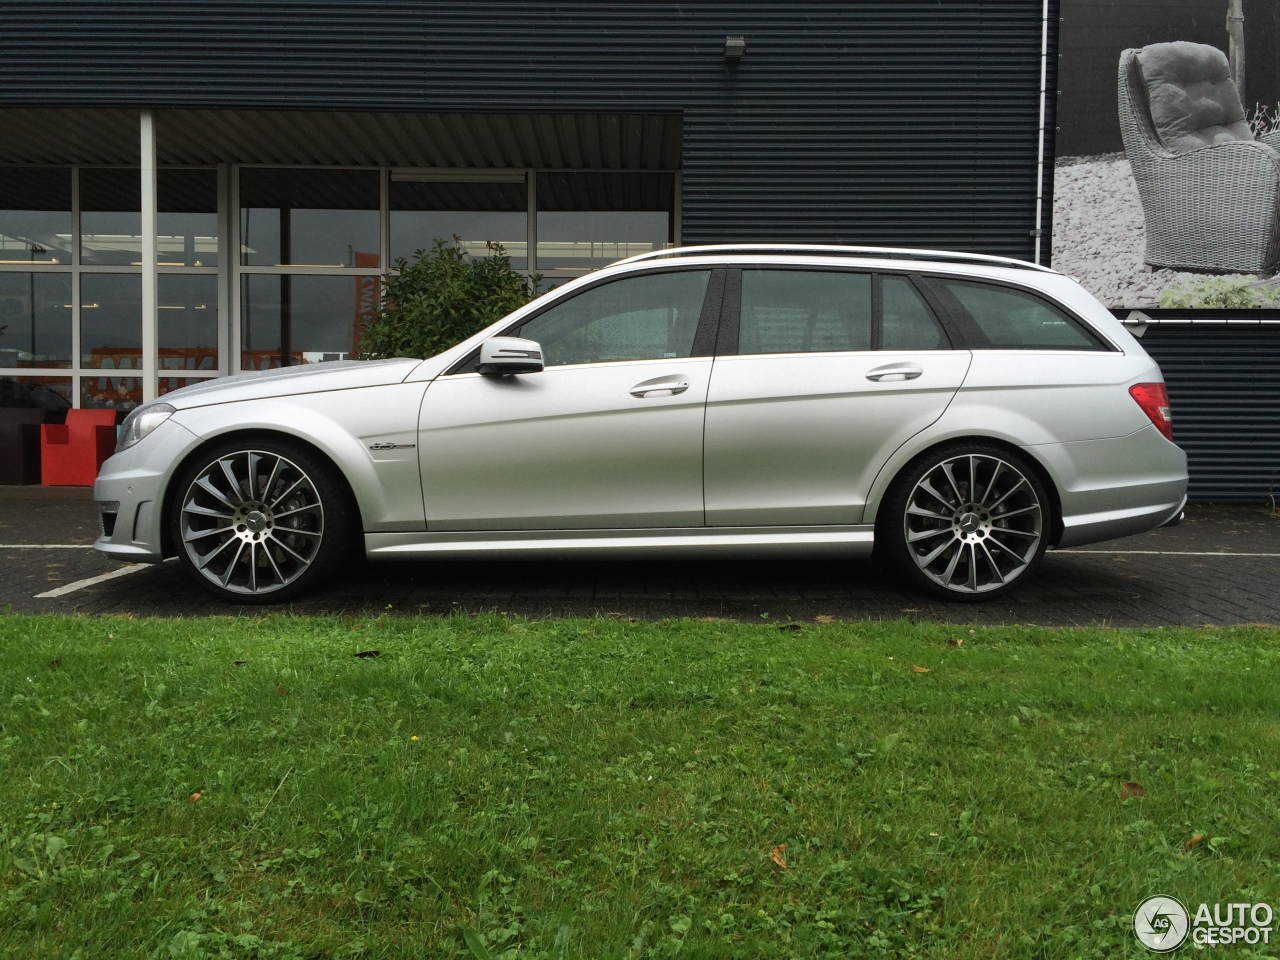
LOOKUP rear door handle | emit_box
[630,375,690,398]
[866,363,924,382]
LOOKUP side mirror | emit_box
[478,337,544,376]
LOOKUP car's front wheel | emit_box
[879,444,1050,601]
[169,438,355,603]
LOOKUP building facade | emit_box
[0,2,1059,413]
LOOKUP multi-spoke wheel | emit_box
[170,439,354,602]
[880,445,1051,601]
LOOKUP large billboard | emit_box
[1054,0,1280,309]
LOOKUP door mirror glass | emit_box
[478,336,544,376]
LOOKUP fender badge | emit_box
[369,442,416,451]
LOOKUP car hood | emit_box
[158,358,425,410]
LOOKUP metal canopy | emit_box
[0,108,682,170]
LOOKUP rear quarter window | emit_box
[935,278,1104,350]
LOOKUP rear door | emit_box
[703,268,971,526]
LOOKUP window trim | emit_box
[444,264,726,375]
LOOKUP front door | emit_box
[418,268,719,531]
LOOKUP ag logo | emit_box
[1134,896,1190,952]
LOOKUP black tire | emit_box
[877,443,1051,602]
[168,436,358,603]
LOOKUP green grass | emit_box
[1,614,1278,959]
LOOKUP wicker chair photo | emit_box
[1119,41,1280,274]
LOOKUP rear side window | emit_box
[934,279,1102,350]
[739,270,872,354]
[881,275,948,350]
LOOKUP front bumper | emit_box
[93,417,202,563]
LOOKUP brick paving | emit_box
[1,486,1277,626]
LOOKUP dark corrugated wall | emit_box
[1140,323,1280,504]
[0,2,1058,262]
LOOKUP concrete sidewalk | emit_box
[1,486,1277,626]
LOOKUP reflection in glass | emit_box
[81,274,142,369]
[81,376,140,412]
[0,273,72,367]
[390,180,527,267]
[159,274,219,371]
[241,274,378,369]
[240,169,380,267]
[517,270,710,366]
[159,376,214,397]
[738,270,872,354]
[536,173,673,272]
[81,168,142,266]
[0,376,72,412]
[0,168,72,263]
[159,169,219,267]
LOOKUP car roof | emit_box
[613,243,1058,275]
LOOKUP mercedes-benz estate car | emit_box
[94,245,1188,603]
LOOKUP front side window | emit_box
[516,270,710,366]
[738,270,872,354]
[934,278,1102,350]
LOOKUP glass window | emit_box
[391,180,527,267]
[0,168,72,264]
[159,169,219,267]
[937,279,1101,350]
[536,173,673,272]
[0,273,72,368]
[738,270,872,354]
[239,169,380,267]
[81,375,140,413]
[159,274,219,371]
[0,376,72,412]
[241,274,377,369]
[81,274,141,369]
[81,168,142,266]
[516,270,710,366]
[881,275,948,350]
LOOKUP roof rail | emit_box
[614,244,1056,273]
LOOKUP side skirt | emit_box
[365,525,876,561]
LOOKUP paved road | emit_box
[1,486,1277,626]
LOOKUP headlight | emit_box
[117,402,175,450]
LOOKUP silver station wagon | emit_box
[94,245,1188,603]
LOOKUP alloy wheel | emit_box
[901,453,1043,595]
[178,450,324,596]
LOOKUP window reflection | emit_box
[0,376,72,412]
[81,169,142,266]
[80,375,139,412]
[390,180,527,266]
[158,169,218,267]
[81,274,141,369]
[0,168,72,264]
[241,274,377,369]
[536,173,673,272]
[0,273,72,367]
[240,169,380,267]
[159,274,219,371]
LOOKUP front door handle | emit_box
[630,375,690,398]
[866,363,924,382]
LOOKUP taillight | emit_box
[1129,382,1173,441]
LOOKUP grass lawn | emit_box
[1,614,1278,959]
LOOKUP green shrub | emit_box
[358,239,540,360]
[1158,275,1280,309]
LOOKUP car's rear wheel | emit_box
[879,444,1050,601]
[170,438,355,603]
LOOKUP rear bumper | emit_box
[1025,425,1189,549]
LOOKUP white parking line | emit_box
[35,564,151,598]
[0,544,95,549]
[1060,550,1280,557]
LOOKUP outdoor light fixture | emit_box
[724,36,746,58]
